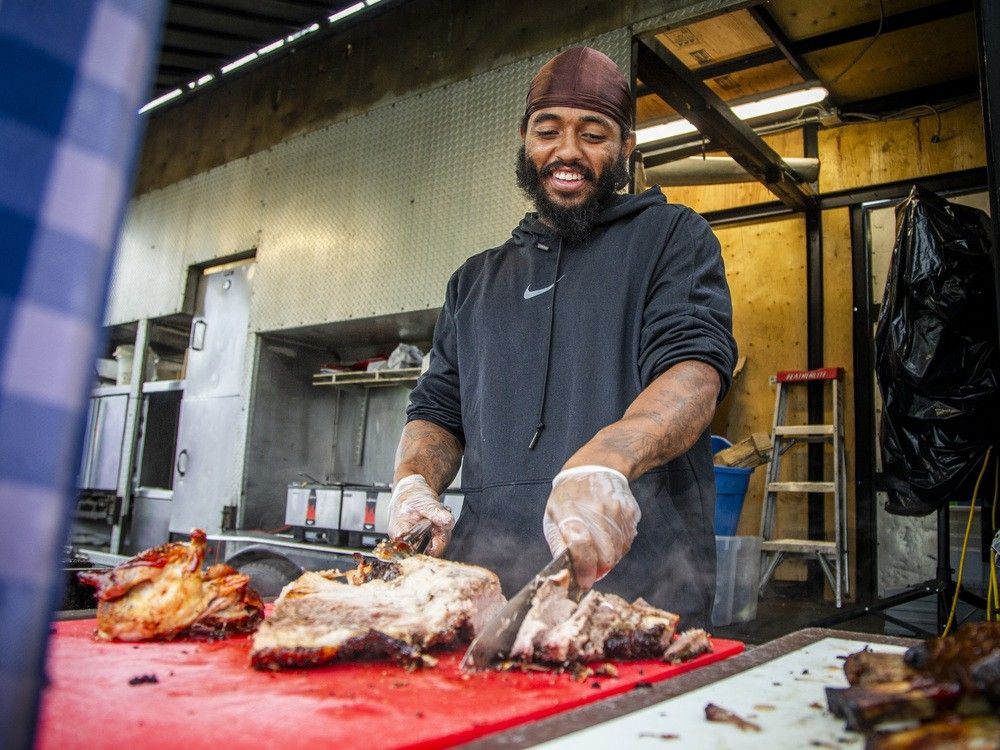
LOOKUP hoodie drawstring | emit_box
[529,240,561,450]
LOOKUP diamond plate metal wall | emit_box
[106,28,629,330]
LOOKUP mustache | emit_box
[540,160,595,181]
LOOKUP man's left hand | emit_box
[543,465,641,589]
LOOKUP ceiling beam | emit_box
[636,0,971,101]
[791,0,972,55]
[844,75,980,114]
[636,35,816,210]
[748,6,825,91]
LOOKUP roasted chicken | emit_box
[77,529,263,641]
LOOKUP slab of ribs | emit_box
[825,622,1000,749]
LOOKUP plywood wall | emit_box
[699,103,987,591]
[818,102,986,192]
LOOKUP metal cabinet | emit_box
[78,389,129,491]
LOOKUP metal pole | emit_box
[109,319,151,553]
[974,0,1000,350]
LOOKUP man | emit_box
[388,47,737,627]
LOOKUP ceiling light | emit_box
[365,0,383,5]
[221,52,258,74]
[196,74,214,86]
[329,2,365,23]
[287,23,319,43]
[138,88,182,114]
[258,39,285,55]
[635,86,829,146]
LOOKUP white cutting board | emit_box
[531,637,907,749]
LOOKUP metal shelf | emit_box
[312,367,421,388]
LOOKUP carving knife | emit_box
[460,549,579,671]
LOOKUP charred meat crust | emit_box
[603,625,668,660]
[826,622,1000,738]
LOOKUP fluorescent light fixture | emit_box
[221,52,258,74]
[138,88,182,114]
[636,86,828,146]
[287,23,319,43]
[197,74,214,86]
[329,2,365,23]
[258,39,285,55]
[365,0,383,5]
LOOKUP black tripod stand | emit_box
[812,504,987,637]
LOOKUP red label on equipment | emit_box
[363,499,376,530]
[776,367,843,382]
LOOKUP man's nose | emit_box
[553,132,583,163]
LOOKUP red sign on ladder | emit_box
[775,367,844,382]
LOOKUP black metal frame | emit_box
[976,0,1000,351]
[815,169,989,634]
[636,34,816,210]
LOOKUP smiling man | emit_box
[388,47,737,628]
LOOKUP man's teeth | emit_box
[553,171,584,181]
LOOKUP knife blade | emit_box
[460,549,579,671]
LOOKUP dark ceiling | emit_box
[155,0,367,94]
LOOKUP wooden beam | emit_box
[636,35,816,210]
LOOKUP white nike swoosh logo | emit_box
[523,275,565,299]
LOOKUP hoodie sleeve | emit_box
[638,207,737,400]
[406,270,465,445]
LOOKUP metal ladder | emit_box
[758,367,849,607]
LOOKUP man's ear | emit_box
[519,125,527,142]
[623,131,637,159]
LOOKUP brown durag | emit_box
[524,47,632,134]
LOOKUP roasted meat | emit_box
[77,529,263,641]
[250,554,506,670]
[845,650,919,686]
[509,568,685,664]
[664,628,712,664]
[826,622,1000,739]
[866,714,1000,750]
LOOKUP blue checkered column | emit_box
[0,2,165,747]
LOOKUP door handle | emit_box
[190,319,207,351]
[177,449,189,477]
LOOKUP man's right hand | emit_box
[387,474,455,557]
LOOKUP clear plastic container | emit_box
[711,535,762,626]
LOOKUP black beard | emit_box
[515,145,630,243]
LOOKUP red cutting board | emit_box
[37,619,742,750]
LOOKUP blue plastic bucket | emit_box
[711,436,753,536]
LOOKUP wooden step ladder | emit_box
[758,367,849,607]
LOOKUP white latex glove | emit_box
[387,474,455,557]
[543,465,641,590]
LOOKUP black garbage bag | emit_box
[875,185,999,516]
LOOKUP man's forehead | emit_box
[527,107,615,128]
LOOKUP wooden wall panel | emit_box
[822,207,857,595]
[818,102,986,192]
[711,217,809,571]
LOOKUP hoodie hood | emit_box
[511,186,668,247]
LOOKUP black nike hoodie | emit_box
[407,186,737,626]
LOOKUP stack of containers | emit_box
[710,436,761,627]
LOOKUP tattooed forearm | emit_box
[564,360,721,480]
[394,419,464,493]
